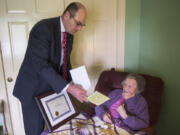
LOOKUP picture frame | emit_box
[35,90,79,132]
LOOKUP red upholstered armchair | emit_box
[83,70,163,135]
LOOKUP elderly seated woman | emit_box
[95,73,149,134]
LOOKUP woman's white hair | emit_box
[122,73,146,94]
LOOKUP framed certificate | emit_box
[35,90,79,132]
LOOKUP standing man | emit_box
[13,2,87,135]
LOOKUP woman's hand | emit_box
[103,112,112,124]
[117,104,128,119]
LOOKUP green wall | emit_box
[125,0,141,73]
[125,0,180,134]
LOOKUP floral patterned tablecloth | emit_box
[41,114,134,135]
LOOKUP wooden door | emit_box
[0,0,125,134]
[68,0,121,94]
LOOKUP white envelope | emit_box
[70,65,91,92]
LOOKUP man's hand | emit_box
[117,104,128,119]
[66,83,88,103]
[103,112,112,124]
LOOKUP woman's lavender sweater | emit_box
[95,89,149,131]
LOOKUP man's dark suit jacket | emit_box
[13,16,74,106]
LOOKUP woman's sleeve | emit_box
[122,97,149,130]
[95,104,107,120]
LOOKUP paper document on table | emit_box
[70,66,91,92]
[87,91,110,106]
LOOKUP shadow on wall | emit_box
[88,61,104,79]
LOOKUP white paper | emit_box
[70,66,91,93]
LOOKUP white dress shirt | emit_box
[60,17,66,66]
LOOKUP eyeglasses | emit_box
[72,17,86,27]
[69,12,86,27]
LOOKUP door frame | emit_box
[0,41,13,135]
[116,0,125,71]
